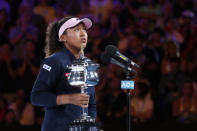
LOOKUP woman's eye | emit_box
[75,29,79,31]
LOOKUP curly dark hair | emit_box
[44,16,74,58]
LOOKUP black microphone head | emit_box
[100,52,111,64]
[105,45,118,56]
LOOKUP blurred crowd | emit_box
[0,0,197,129]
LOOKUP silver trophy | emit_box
[67,44,100,123]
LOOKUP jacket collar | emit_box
[62,47,76,61]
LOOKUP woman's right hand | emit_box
[57,93,89,108]
[68,93,89,108]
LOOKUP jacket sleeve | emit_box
[30,57,61,107]
[88,86,97,119]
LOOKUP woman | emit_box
[30,16,96,131]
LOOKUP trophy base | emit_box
[69,114,102,131]
[77,113,95,123]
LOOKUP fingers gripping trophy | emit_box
[67,44,101,130]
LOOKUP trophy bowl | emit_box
[67,57,100,87]
[67,64,86,87]
[85,58,100,87]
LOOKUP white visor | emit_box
[58,17,92,41]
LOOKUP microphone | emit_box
[105,45,140,68]
[100,53,137,73]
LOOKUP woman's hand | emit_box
[57,93,89,108]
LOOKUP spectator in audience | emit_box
[179,10,195,56]
[138,17,151,40]
[138,0,162,21]
[103,76,127,122]
[125,0,144,18]
[0,96,7,123]
[0,43,17,93]
[161,40,180,75]
[131,80,153,123]
[182,31,197,60]
[142,28,165,95]
[183,49,197,80]
[18,0,47,42]
[173,0,193,18]
[193,78,197,99]
[89,0,113,24]
[148,28,164,64]
[96,63,124,122]
[8,88,35,126]
[160,58,187,93]
[159,58,188,120]
[86,24,104,61]
[143,28,164,69]
[0,8,10,44]
[117,37,128,55]
[0,0,11,21]
[95,67,108,122]
[54,4,67,21]
[123,19,137,37]
[193,0,197,23]
[105,13,124,44]
[78,1,99,23]
[173,80,197,123]
[9,13,38,59]
[33,0,56,24]
[0,109,19,127]
[161,1,174,22]
[63,0,81,16]
[16,39,40,98]
[126,32,146,66]
[164,19,183,49]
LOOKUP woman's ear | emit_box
[60,34,67,42]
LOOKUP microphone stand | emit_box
[100,52,138,131]
[123,64,137,131]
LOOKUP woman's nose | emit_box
[80,29,86,37]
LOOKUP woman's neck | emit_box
[65,44,80,58]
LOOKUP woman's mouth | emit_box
[81,38,86,43]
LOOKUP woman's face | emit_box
[64,23,88,51]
